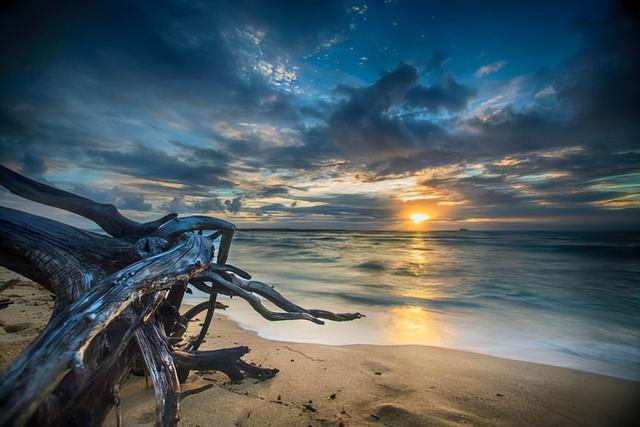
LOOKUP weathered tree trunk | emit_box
[0,165,363,426]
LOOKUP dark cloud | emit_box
[189,198,227,213]
[376,2,639,176]
[260,63,474,171]
[0,0,349,102]
[422,174,520,207]
[256,194,394,222]
[118,194,152,212]
[162,194,241,215]
[22,153,47,177]
[327,63,419,160]
[554,1,640,141]
[86,143,232,189]
[0,0,350,184]
[225,197,243,214]
[405,73,476,113]
[458,107,570,157]
[256,185,290,197]
[71,185,153,212]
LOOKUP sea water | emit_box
[185,230,640,380]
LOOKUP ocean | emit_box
[184,230,640,380]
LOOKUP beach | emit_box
[2,0,639,424]
[1,269,638,426]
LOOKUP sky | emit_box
[1,0,639,230]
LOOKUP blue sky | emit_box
[0,0,638,230]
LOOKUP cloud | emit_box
[552,1,640,144]
[405,73,476,113]
[162,195,242,215]
[227,0,349,54]
[421,146,640,224]
[0,0,350,182]
[71,185,154,212]
[22,153,47,177]
[193,198,226,213]
[256,194,395,223]
[474,60,507,77]
[86,143,232,190]
[272,63,474,167]
[0,1,638,229]
[256,185,290,197]
[327,63,420,160]
[225,197,243,214]
[118,194,152,212]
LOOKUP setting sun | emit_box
[409,213,430,224]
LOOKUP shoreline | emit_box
[215,309,639,382]
[205,304,640,385]
[189,295,640,382]
[1,270,638,426]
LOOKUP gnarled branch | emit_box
[203,272,327,324]
[136,321,180,427]
[0,164,176,239]
[0,164,363,426]
[230,275,364,321]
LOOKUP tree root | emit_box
[0,165,361,426]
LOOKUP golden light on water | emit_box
[386,306,443,345]
[409,212,430,224]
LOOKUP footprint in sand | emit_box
[361,360,391,374]
[370,403,424,426]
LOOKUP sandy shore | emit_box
[1,269,638,426]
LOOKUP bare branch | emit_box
[202,272,326,325]
[231,275,364,321]
[185,290,217,352]
[136,321,180,427]
[208,263,252,279]
[0,164,176,239]
[155,216,235,264]
[170,300,227,345]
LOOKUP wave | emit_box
[212,230,640,380]
[355,261,387,271]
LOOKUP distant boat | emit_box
[459,228,469,231]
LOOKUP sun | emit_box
[409,213,430,224]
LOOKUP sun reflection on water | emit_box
[405,233,429,276]
[386,305,443,346]
[385,235,448,345]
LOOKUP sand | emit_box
[1,268,638,426]
[0,268,55,371]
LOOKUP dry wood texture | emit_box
[0,164,363,426]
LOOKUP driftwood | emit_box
[0,164,363,426]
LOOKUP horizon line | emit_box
[236,227,640,233]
